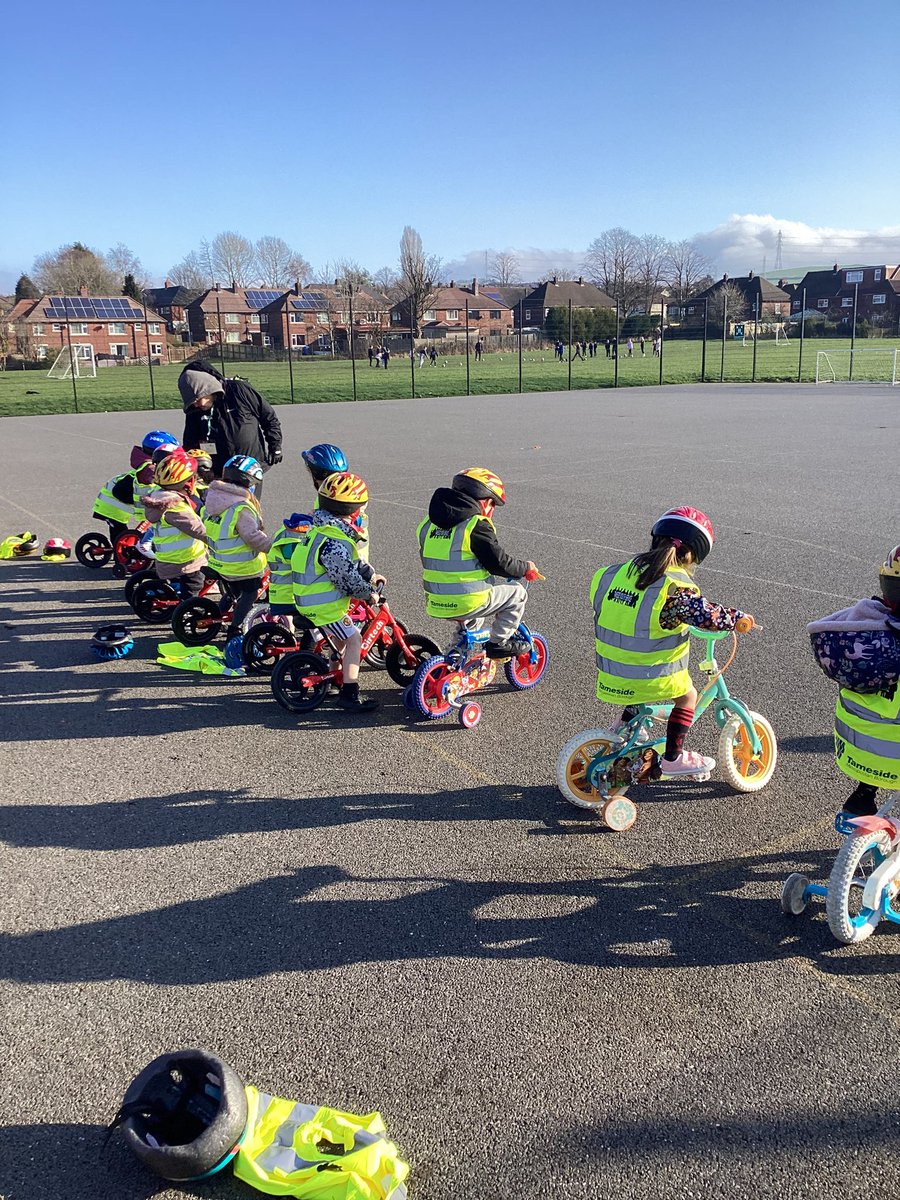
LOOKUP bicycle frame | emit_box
[587,627,761,788]
[445,620,538,668]
[800,798,900,927]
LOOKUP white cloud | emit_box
[442,246,585,285]
[688,213,900,275]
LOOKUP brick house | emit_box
[261,288,331,353]
[143,280,201,336]
[674,273,791,327]
[186,286,276,347]
[389,279,513,341]
[5,288,169,363]
[516,278,615,331]
[789,264,900,329]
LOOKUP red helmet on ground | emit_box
[651,506,715,562]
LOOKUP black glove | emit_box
[267,447,283,467]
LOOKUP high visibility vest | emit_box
[93,471,136,525]
[835,686,900,788]
[204,502,267,578]
[233,1086,409,1199]
[313,494,370,563]
[267,523,309,607]
[291,523,359,625]
[150,496,206,566]
[590,560,699,703]
[417,514,492,618]
[132,472,155,506]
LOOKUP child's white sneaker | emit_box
[659,749,715,776]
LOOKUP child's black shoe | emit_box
[334,683,378,713]
[840,783,879,818]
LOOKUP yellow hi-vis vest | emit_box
[417,514,492,618]
[591,560,699,703]
[204,502,267,578]
[150,496,206,566]
[93,471,136,525]
[267,523,309,607]
[313,494,370,563]
[233,1086,409,1198]
[291,523,359,626]
[835,686,900,789]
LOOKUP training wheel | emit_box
[601,796,637,831]
[459,701,482,729]
[781,872,811,916]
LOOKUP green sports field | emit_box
[1,337,897,416]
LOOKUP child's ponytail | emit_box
[631,537,695,590]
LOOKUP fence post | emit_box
[285,300,296,403]
[798,287,806,382]
[465,299,470,396]
[701,297,708,382]
[614,297,620,387]
[567,299,573,390]
[658,307,665,385]
[518,292,524,393]
[348,284,357,403]
[409,301,415,400]
[142,298,156,409]
[752,294,760,382]
[849,281,859,380]
[214,285,226,376]
[62,297,79,414]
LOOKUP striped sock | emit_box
[665,705,695,760]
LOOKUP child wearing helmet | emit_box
[418,467,541,660]
[185,449,215,501]
[291,472,386,712]
[267,513,313,626]
[142,452,209,596]
[92,430,180,543]
[808,546,900,817]
[591,507,754,776]
[203,455,272,640]
[302,443,370,562]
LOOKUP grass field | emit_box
[1,336,897,416]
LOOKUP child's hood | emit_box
[203,478,255,517]
[143,488,188,516]
[807,597,900,634]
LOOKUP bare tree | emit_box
[398,226,441,337]
[584,228,645,311]
[256,235,311,289]
[167,251,212,292]
[106,243,149,291]
[665,239,713,307]
[209,231,257,287]
[544,265,575,282]
[706,281,749,328]
[490,251,520,285]
[632,233,669,317]
[372,265,400,299]
[33,242,118,295]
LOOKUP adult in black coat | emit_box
[179,360,283,497]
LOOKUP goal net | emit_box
[774,325,790,345]
[47,344,96,379]
[815,348,899,385]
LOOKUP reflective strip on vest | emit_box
[94,474,135,525]
[267,527,306,606]
[417,515,491,618]
[590,560,698,703]
[205,503,267,578]
[291,525,358,625]
[834,686,900,786]
[151,499,205,565]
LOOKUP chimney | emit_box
[748,270,754,280]
[722,273,728,282]
[334,278,339,286]
[449,279,455,288]
[472,276,479,295]
[294,280,300,295]
[778,278,785,288]
[552,275,558,285]
[578,276,583,286]
[79,284,88,297]
[164,277,171,288]
[833,263,839,273]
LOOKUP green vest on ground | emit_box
[291,523,358,625]
[417,515,492,618]
[205,502,267,578]
[93,471,136,525]
[835,686,900,788]
[590,560,699,704]
[267,524,309,607]
[233,1086,409,1198]
[150,496,205,566]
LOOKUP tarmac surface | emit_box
[1,382,898,1200]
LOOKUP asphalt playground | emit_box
[2,381,898,1200]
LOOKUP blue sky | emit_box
[3,0,899,291]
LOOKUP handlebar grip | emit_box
[734,615,755,634]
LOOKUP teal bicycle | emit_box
[556,626,777,830]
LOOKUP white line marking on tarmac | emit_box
[0,492,62,534]
[32,425,129,447]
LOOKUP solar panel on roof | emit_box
[245,289,283,309]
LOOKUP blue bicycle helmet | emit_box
[91,625,134,660]
[222,455,264,489]
[302,444,348,474]
[142,430,180,454]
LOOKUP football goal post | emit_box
[815,348,899,385]
[48,344,96,379]
[774,325,790,346]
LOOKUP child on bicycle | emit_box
[301,443,369,561]
[143,452,209,597]
[291,472,385,713]
[186,450,215,503]
[203,455,272,642]
[808,545,900,817]
[417,468,541,659]
[92,429,179,542]
[267,512,313,627]
[591,507,754,776]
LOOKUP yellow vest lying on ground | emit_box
[291,523,358,626]
[205,502,267,578]
[233,1086,409,1199]
[150,498,206,566]
[417,514,492,618]
[835,686,900,788]
[591,560,700,704]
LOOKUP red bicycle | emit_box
[75,521,151,577]
[269,595,440,709]
[170,572,270,645]
[128,572,221,624]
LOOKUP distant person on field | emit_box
[474,339,483,361]
[382,345,390,369]
[627,338,634,358]
[639,335,646,357]
[368,346,375,367]
[429,346,437,365]
[418,347,427,367]
[604,338,611,359]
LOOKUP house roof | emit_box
[481,285,530,309]
[8,294,165,322]
[192,288,256,314]
[5,298,40,322]
[521,279,615,308]
[694,275,790,304]
[144,285,201,309]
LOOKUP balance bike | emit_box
[269,593,440,711]
[781,799,900,944]
[128,572,222,625]
[556,627,776,830]
[170,571,270,645]
[76,521,151,577]
[408,619,549,728]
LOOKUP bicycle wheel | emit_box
[718,711,777,793]
[556,728,628,811]
[271,651,331,713]
[124,567,154,607]
[75,532,113,569]
[826,830,893,944]
[171,597,223,646]
[115,532,148,576]
[385,634,441,686]
[505,633,549,690]
[131,577,179,624]
[242,623,299,675]
[412,656,454,720]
